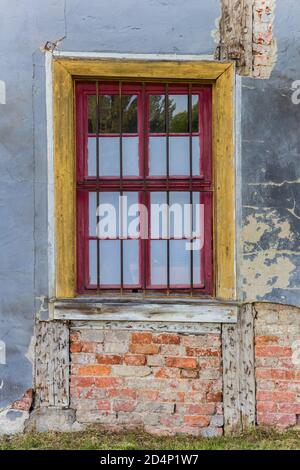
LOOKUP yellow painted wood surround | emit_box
[53,58,236,300]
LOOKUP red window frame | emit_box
[76,81,213,296]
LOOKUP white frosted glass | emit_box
[100,240,121,284]
[170,240,190,285]
[150,192,167,239]
[123,137,139,176]
[89,192,97,236]
[150,240,167,285]
[123,240,139,285]
[149,136,166,176]
[88,137,120,177]
[169,136,189,175]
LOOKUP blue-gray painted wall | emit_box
[0,0,299,408]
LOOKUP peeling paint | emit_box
[242,210,296,299]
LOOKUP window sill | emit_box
[51,297,239,324]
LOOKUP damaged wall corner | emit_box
[216,0,277,78]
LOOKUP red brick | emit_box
[70,342,82,353]
[186,404,216,415]
[71,376,94,388]
[131,332,153,344]
[256,401,277,413]
[97,400,111,411]
[94,377,121,388]
[184,415,210,427]
[153,333,180,345]
[257,412,296,428]
[255,335,279,346]
[129,343,160,355]
[256,390,296,403]
[70,331,80,342]
[113,400,136,412]
[186,347,220,357]
[96,354,122,365]
[255,346,292,358]
[124,354,146,366]
[107,388,137,399]
[256,368,295,380]
[165,357,197,369]
[180,369,199,379]
[77,365,111,376]
[154,367,181,378]
[11,389,33,411]
[137,390,159,401]
[207,391,222,402]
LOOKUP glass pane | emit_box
[149,95,165,133]
[99,95,120,133]
[97,192,120,239]
[150,192,167,239]
[122,192,139,238]
[89,239,98,285]
[123,137,139,176]
[123,240,139,285]
[149,136,166,176]
[169,95,188,133]
[169,136,189,175]
[193,246,201,286]
[169,192,190,239]
[88,96,97,133]
[122,95,138,133]
[100,240,121,285]
[150,240,167,286]
[88,137,120,177]
[170,239,190,286]
[192,95,199,132]
[192,136,201,176]
[89,192,97,236]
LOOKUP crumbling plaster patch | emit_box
[242,209,297,299]
[215,0,277,78]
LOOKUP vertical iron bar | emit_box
[165,84,170,294]
[189,85,194,295]
[96,81,100,293]
[142,83,147,295]
[119,81,124,294]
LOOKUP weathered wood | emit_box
[222,304,255,433]
[54,302,238,323]
[54,60,76,298]
[217,0,253,76]
[70,321,221,335]
[53,57,236,302]
[213,63,236,300]
[55,58,231,81]
[35,321,70,408]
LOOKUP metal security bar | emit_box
[75,80,213,296]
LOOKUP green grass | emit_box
[0,428,300,450]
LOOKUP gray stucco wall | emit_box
[0,0,299,408]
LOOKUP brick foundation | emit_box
[70,329,223,437]
[27,302,300,436]
[255,303,300,429]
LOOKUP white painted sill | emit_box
[51,297,239,324]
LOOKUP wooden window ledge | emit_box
[51,297,238,323]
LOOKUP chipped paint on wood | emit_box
[35,321,70,407]
[222,304,255,433]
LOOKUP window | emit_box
[76,82,213,295]
[53,58,235,301]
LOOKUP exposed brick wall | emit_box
[252,0,277,78]
[255,303,300,428]
[70,329,223,437]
